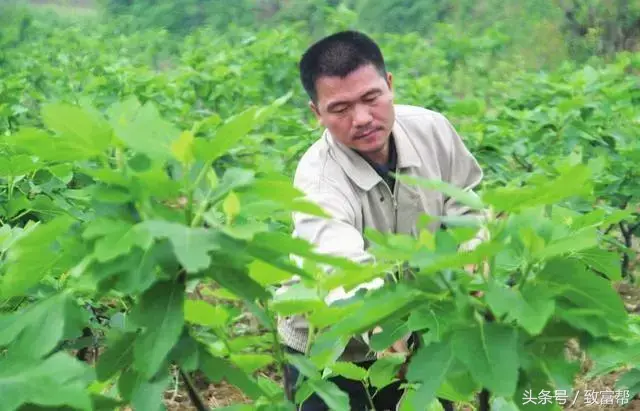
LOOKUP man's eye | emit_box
[363,94,379,103]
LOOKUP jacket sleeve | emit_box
[291,173,385,305]
[436,113,489,251]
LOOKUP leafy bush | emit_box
[1,8,639,411]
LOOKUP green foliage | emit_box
[0,6,639,411]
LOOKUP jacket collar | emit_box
[325,116,421,191]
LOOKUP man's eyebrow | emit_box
[326,88,383,111]
[361,88,382,98]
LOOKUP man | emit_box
[278,30,485,410]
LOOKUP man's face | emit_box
[309,64,395,162]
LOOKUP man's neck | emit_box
[356,133,396,168]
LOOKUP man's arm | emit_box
[291,174,384,303]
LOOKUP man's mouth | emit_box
[355,127,380,140]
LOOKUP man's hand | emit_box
[371,326,412,380]
[465,263,486,298]
[372,326,410,358]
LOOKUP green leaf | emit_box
[230,353,274,374]
[410,241,502,274]
[184,299,229,329]
[395,174,485,210]
[0,352,94,411]
[537,259,628,330]
[532,228,598,261]
[96,332,137,381]
[248,259,296,286]
[171,130,195,165]
[586,340,640,378]
[200,351,266,400]
[572,247,621,281]
[223,191,241,222]
[0,154,40,177]
[248,178,330,218]
[41,103,112,153]
[143,221,222,273]
[93,223,152,263]
[207,263,271,301]
[271,282,324,316]
[491,397,520,411]
[7,127,89,162]
[132,280,185,379]
[483,165,592,212]
[307,379,350,411]
[110,99,180,161]
[616,368,640,399]
[369,320,410,352]
[312,285,422,353]
[118,369,169,411]
[169,333,200,372]
[325,362,368,381]
[368,354,405,389]
[1,216,75,299]
[0,293,80,360]
[194,106,261,163]
[452,323,520,397]
[250,232,361,271]
[285,352,321,379]
[405,341,454,410]
[486,282,555,335]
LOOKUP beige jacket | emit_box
[277,104,485,361]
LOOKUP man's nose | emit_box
[353,104,373,127]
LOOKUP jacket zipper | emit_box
[382,165,399,233]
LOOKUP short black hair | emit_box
[299,30,387,103]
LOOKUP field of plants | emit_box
[1,1,640,410]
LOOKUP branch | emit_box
[179,368,208,411]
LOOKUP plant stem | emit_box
[362,382,375,410]
[517,262,532,289]
[264,303,287,393]
[190,187,214,227]
[178,367,208,411]
[478,388,490,411]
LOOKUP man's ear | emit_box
[309,100,324,126]
[386,71,394,92]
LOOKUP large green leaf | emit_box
[404,340,454,410]
[486,282,555,335]
[483,165,592,212]
[312,284,422,352]
[616,368,640,399]
[184,299,229,329]
[0,292,83,360]
[306,379,350,411]
[395,174,485,210]
[532,228,598,261]
[200,351,266,400]
[41,103,112,154]
[1,216,75,299]
[143,221,223,273]
[0,352,94,411]
[0,154,40,177]
[92,223,153,263]
[194,106,261,163]
[270,282,324,316]
[571,247,622,281]
[248,178,330,218]
[537,259,628,330]
[96,332,137,381]
[109,98,180,161]
[452,323,520,397]
[131,280,185,379]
